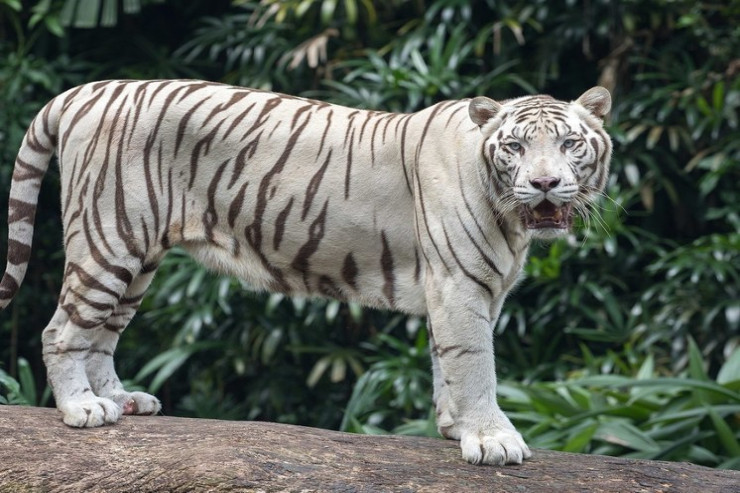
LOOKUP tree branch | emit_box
[0,406,737,492]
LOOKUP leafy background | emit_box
[1,0,738,469]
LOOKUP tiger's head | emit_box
[469,87,612,239]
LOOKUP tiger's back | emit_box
[56,80,447,314]
[0,79,612,466]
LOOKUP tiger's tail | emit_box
[0,98,61,310]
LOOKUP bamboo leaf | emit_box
[707,406,740,457]
[646,126,663,149]
[17,358,36,406]
[687,337,710,382]
[344,0,357,24]
[331,356,347,383]
[320,0,337,25]
[575,376,740,402]
[563,421,599,453]
[712,81,725,111]
[307,356,331,388]
[717,347,740,385]
[595,421,659,452]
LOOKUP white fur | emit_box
[1,81,612,466]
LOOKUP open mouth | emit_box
[521,201,572,230]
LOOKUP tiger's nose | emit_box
[530,177,561,192]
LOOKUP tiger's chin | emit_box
[521,200,573,239]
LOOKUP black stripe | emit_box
[304,149,332,220]
[273,197,294,251]
[456,210,502,277]
[344,128,354,200]
[380,232,395,305]
[342,253,358,289]
[203,159,230,242]
[291,199,329,285]
[442,223,492,296]
[228,181,249,229]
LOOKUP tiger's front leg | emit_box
[426,280,531,465]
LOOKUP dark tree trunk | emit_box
[0,406,737,492]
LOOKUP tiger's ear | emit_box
[469,97,503,127]
[576,86,611,119]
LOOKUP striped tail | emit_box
[0,99,60,310]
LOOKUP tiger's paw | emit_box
[105,391,161,415]
[460,427,531,466]
[122,392,161,415]
[59,397,122,428]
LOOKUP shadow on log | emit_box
[0,405,738,492]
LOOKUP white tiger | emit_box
[0,80,612,465]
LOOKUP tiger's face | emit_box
[469,87,612,238]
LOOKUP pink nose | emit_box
[530,177,560,192]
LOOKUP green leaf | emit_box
[344,0,357,24]
[186,267,207,297]
[330,356,346,383]
[717,347,740,385]
[635,354,655,380]
[320,0,337,25]
[707,406,740,457]
[647,404,740,426]
[307,356,331,388]
[563,421,599,453]
[17,358,37,406]
[718,456,740,470]
[261,328,283,364]
[0,370,22,405]
[326,300,340,322]
[687,337,709,381]
[122,0,140,15]
[651,430,714,461]
[44,16,65,37]
[575,376,740,402]
[135,342,221,393]
[712,81,725,111]
[71,0,101,28]
[149,349,192,393]
[695,96,712,116]
[101,0,117,26]
[1,0,22,11]
[595,421,659,452]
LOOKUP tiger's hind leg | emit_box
[43,254,146,427]
[42,305,122,426]
[85,263,162,417]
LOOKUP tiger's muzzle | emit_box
[513,175,576,231]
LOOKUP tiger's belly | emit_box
[183,221,428,315]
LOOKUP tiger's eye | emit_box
[507,142,522,152]
[562,139,575,148]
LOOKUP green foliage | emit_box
[0,358,50,406]
[341,328,432,434]
[1,0,739,469]
[59,0,165,28]
[502,345,740,469]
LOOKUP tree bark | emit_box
[0,405,737,492]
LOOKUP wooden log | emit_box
[0,405,737,492]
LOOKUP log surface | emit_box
[0,405,737,492]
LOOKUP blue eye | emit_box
[507,142,522,152]
[562,139,575,149]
